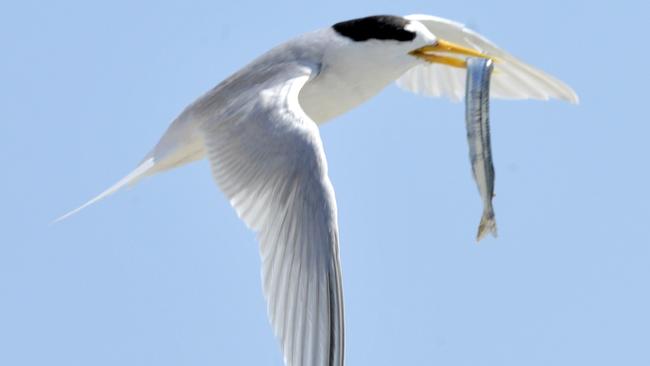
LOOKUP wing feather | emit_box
[397,14,579,103]
[200,63,344,366]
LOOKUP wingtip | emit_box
[551,77,579,105]
[559,86,580,105]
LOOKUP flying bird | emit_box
[57,14,577,366]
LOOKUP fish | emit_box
[465,58,497,242]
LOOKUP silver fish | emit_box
[465,58,497,242]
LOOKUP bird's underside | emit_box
[56,14,577,366]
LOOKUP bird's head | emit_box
[327,15,491,73]
[298,15,494,122]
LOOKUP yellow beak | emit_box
[410,39,494,68]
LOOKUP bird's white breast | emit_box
[299,67,397,123]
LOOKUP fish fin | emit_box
[476,209,498,242]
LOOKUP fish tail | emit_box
[476,209,497,242]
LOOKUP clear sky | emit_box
[1,1,648,365]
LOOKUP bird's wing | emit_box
[200,63,344,366]
[396,14,578,103]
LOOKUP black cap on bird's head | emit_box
[331,14,493,69]
[332,15,416,42]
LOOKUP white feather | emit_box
[56,16,579,366]
[200,62,344,366]
[397,14,579,103]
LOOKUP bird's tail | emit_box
[52,158,157,223]
[54,115,205,223]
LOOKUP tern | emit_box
[57,14,577,366]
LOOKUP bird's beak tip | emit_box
[411,38,494,69]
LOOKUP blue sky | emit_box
[1,1,648,365]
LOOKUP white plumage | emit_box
[201,64,343,366]
[57,14,577,366]
[396,14,579,102]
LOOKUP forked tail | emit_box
[52,158,156,223]
[54,110,206,223]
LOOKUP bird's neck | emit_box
[299,58,417,124]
